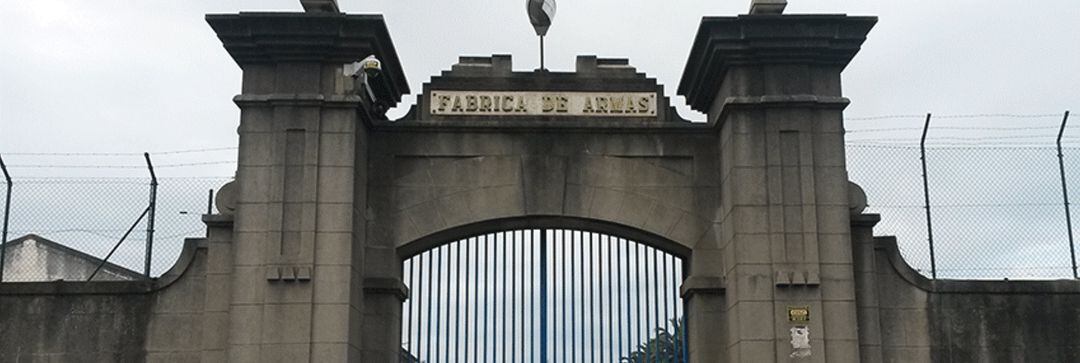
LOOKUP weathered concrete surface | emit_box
[0,237,210,362]
[852,214,1080,363]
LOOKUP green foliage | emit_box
[620,318,685,363]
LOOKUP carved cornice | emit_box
[677,14,876,113]
[206,12,409,105]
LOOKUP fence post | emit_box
[1057,111,1077,279]
[207,189,214,215]
[920,113,937,279]
[0,154,11,283]
[143,152,158,278]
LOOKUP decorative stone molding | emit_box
[265,265,313,282]
[363,277,409,301]
[679,275,726,298]
[677,15,876,112]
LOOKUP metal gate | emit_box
[401,229,688,362]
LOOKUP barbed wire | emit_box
[0,147,238,157]
[848,125,1064,133]
[6,160,236,169]
[845,143,1080,151]
[847,113,1064,121]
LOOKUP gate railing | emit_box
[401,228,688,363]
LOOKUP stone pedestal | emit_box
[206,12,409,362]
[679,14,876,363]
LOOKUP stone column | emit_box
[206,11,408,362]
[679,13,875,363]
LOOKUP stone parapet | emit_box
[206,12,409,106]
[678,14,876,113]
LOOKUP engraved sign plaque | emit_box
[430,91,657,117]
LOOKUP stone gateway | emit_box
[2,2,1080,363]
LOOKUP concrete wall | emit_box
[0,238,210,362]
[852,214,1080,362]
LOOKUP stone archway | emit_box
[206,8,873,362]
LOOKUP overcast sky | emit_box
[2,0,1078,177]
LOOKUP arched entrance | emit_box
[401,226,688,362]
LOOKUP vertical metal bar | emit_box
[670,254,678,363]
[143,152,157,278]
[207,189,214,214]
[445,244,452,363]
[680,263,689,363]
[521,230,527,363]
[663,252,671,359]
[1057,111,1078,279]
[456,240,463,362]
[562,229,568,363]
[920,113,937,279]
[531,230,536,363]
[540,229,549,363]
[484,234,490,363]
[435,245,443,362]
[494,232,503,363]
[0,154,11,283]
[405,258,414,354]
[654,248,661,363]
[597,233,604,363]
[608,235,615,362]
[577,231,585,362]
[426,248,434,363]
[634,243,642,356]
[412,252,421,360]
[511,230,518,363]
[465,238,471,362]
[620,238,628,359]
[571,230,577,362]
[473,235,477,360]
[644,247,651,363]
[588,233,596,363]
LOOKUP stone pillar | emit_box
[679,13,875,363]
[206,11,408,362]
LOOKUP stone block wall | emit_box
[853,215,1080,362]
[0,238,211,363]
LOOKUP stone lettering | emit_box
[503,96,515,112]
[542,96,555,112]
[515,96,527,113]
[610,97,624,114]
[466,95,478,112]
[430,91,656,117]
[451,96,463,112]
[437,95,451,112]
[480,95,493,112]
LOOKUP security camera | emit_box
[360,55,381,78]
[344,55,393,117]
[344,55,381,79]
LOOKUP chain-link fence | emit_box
[847,112,1079,280]
[0,176,230,282]
[2,113,1078,282]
